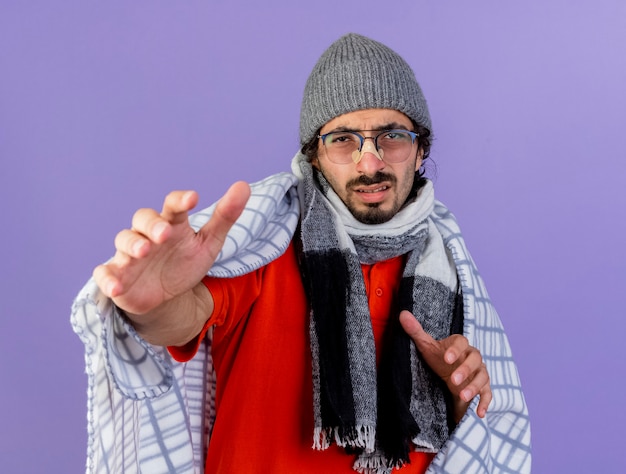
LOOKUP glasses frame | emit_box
[318,129,420,164]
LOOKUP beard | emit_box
[347,201,397,225]
[344,172,402,225]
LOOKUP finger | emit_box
[213,181,251,223]
[114,229,151,258]
[93,263,121,298]
[443,335,470,365]
[131,208,172,244]
[476,384,493,418]
[459,364,490,403]
[450,349,483,386]
[92,245,136,297]
[161,190,200,225]
[399,310,432,346]
[198,181,251,245]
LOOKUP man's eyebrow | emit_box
[324,122,413,133]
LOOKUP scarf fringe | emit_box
[313,425,377,453]
[411,434,438,454]
[353,451,403,474]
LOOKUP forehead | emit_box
[320,109,413,133]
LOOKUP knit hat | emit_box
[299,33,431,145]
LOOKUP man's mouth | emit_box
[356,185,389,193]
[347,172,396,200]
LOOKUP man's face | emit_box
[312,109,423,225]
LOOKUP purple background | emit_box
[1,1,625,472]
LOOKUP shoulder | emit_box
[430,200,464,245]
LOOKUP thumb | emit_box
[400,310,454,377]
[399,310,434,348]
[214,181,251,224]
[199,181,251,242]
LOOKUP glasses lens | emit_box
[321,130,416,164]
[322,132,361,164]
[376,130,415,163]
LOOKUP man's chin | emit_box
[350,203,395,225]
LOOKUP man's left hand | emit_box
[399,310,492,423]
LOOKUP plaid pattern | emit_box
[189,172,300,278]
[71,171,531,473]
[426,203,531,472]
[72,288,215,473]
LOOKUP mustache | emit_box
[347,172,396,188]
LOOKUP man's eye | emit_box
[383,131,402,140]
[381,131,411,142]
[328,133,357,144]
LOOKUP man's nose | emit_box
[352,139,385,162]
[354,140,386,174]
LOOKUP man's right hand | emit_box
[92,181,251,344]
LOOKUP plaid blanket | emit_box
[71,170,531,473]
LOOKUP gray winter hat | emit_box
[299,33,431,145]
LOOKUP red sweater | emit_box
[170,242,435,473]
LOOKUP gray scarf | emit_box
[292,154,460,473]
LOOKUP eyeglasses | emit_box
[318,129,419,164]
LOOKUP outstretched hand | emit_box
[93,181,251,316]
[399,310,492,422]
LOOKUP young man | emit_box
[73,34,531,473]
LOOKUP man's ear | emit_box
[415,147,425,172]
[311,156,320,170]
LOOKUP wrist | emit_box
[123,284,212,347]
